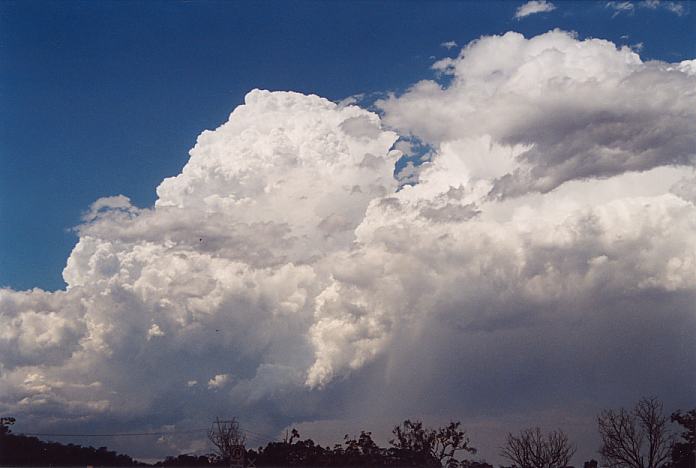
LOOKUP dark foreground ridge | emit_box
[0,428,142,466]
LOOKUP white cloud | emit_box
[82,195,136,222]
[1,32,695,463]
[606,1,635,16]
[147,323,165,339]
[630,41,644,52]
[515,0,556,18]
[608,0,687,16]
[0,90,401,450]
[663,1,686,15]
[378,30,696,198]
[207,374,231,389]
[440,40,458,49]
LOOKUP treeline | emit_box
[1,398,694,468]
[192,399,695,468]
[160,422,487,467]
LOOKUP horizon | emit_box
[2,406,688,467]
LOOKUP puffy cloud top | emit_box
[1,90,399,430]
[378,30,696,197]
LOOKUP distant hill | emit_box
[0,431,143,466]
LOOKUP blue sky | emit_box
[1,0,694,291]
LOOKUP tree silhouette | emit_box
[597,397,672,468]
[155,453,216,466]
[0,416,15,435]
[670,408,695,468]
[500,427,575,468]
[391,419,476,467]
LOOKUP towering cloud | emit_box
[1,31,695,461]
[0,90,400,445]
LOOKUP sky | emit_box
[1,0,695,464]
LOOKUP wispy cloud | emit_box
[514,0,556,19]
[630,41,644,52]
[607,0,687,17]
[606,1,635,17]
[662,1,686,15]
[440,40,458,50]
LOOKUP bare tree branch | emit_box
[501,427,575,468]
[598,397,673,468]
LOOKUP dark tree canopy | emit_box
[155,453,219,466]
[0,433,140,466]
[670,408,695,468]
[390,419,477,467]
[243,422,479,467]
[0,416,16,435]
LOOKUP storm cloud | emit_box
[1,31,695,462]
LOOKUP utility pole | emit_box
[208,417,246,468]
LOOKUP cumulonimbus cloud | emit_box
[1,89,400,429]
[1,30,695,459]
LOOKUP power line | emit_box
[22,427,210,438]
[19,420,283,444]
[210,419,281,443]
[238,426,281,442]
